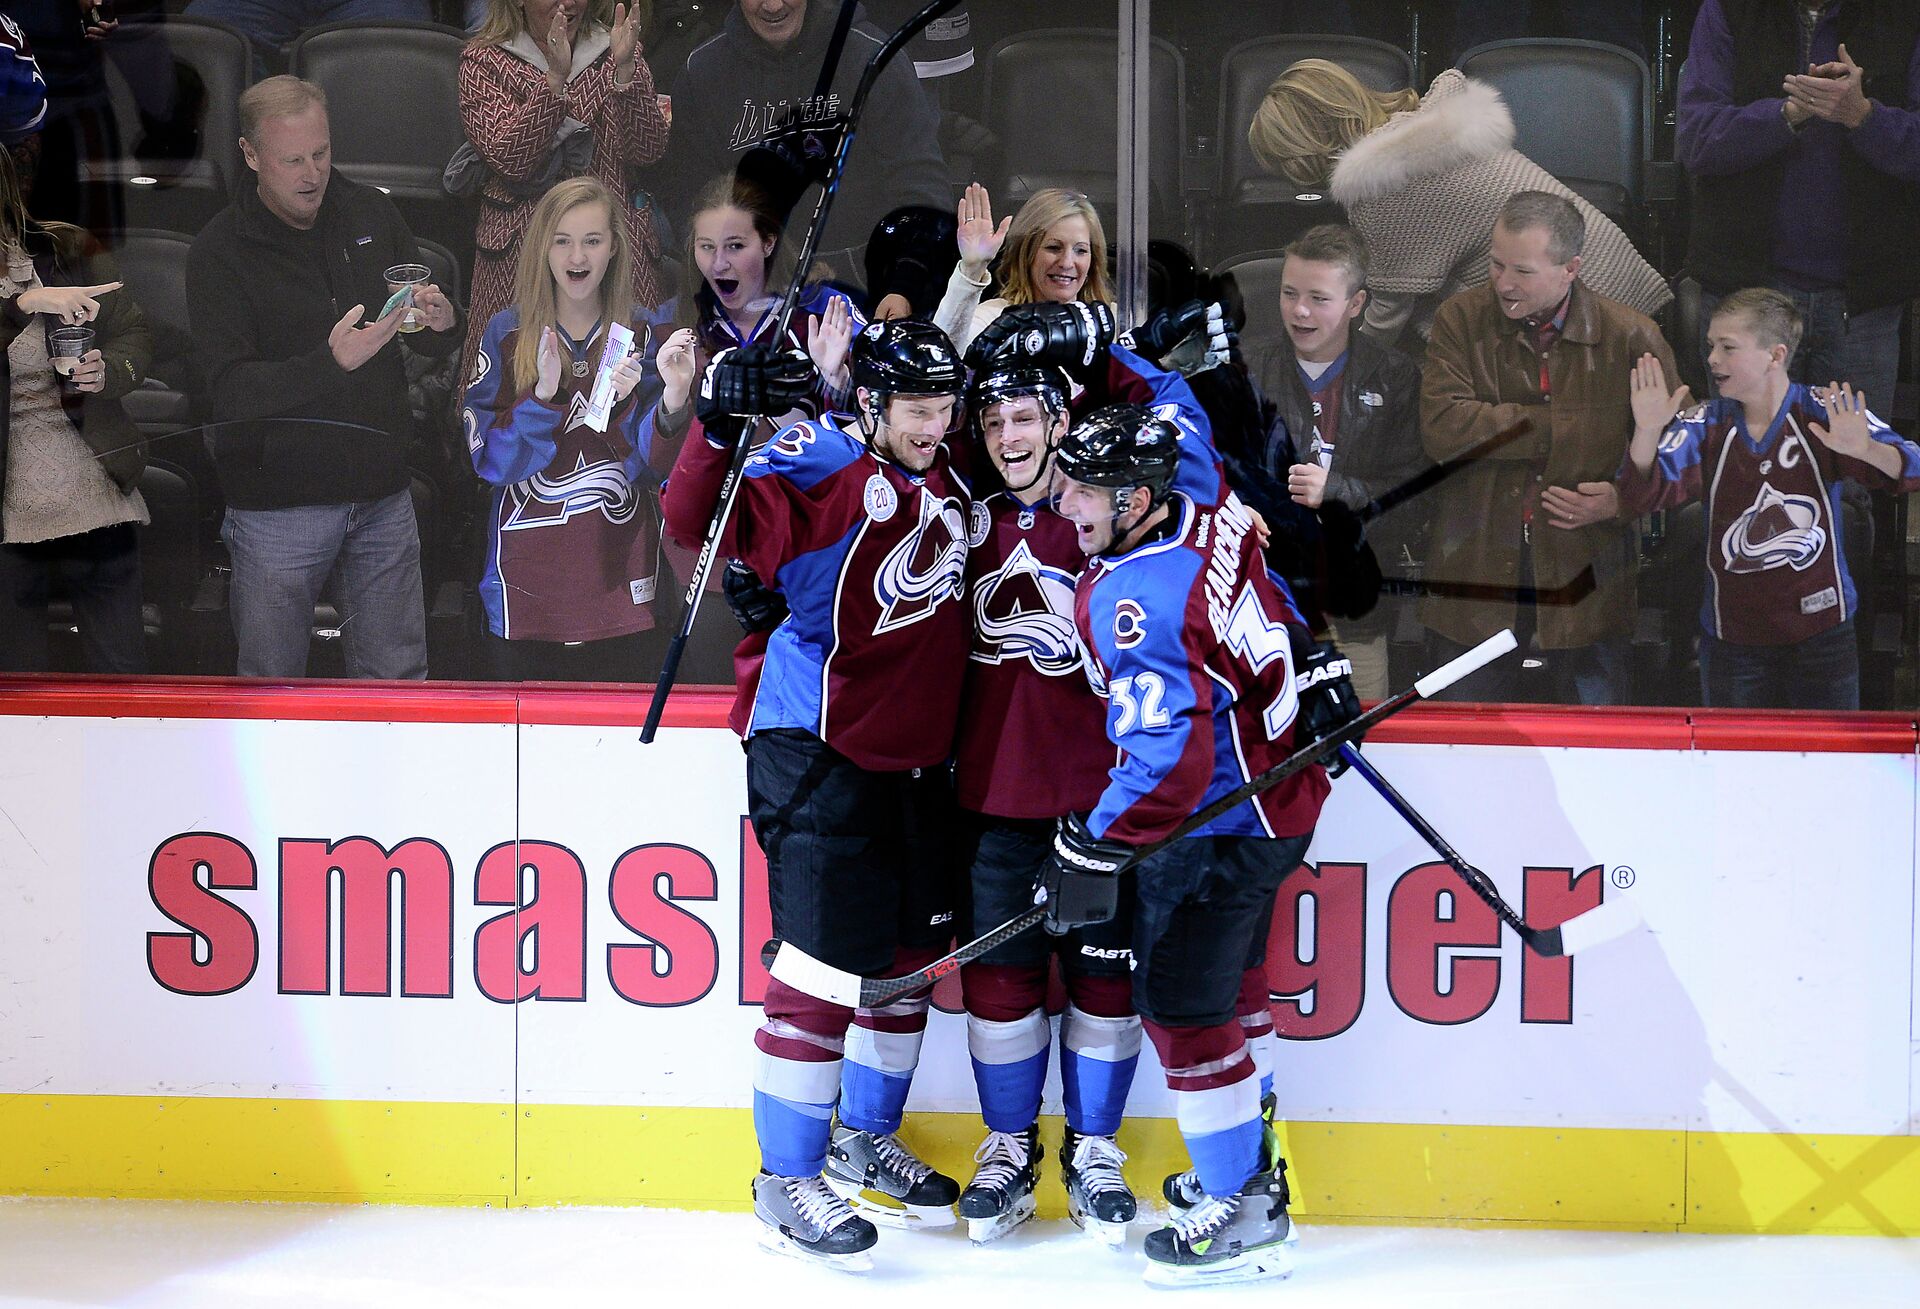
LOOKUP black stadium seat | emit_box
[1458,38,1653,228]
[979,29,1187,242]
[84,17,251,235]
[1210,35,1414,260]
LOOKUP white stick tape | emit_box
[1414,629,1519,699]
[767,942,867,1009]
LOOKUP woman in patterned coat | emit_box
[459,0,669,388]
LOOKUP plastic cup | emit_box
[48,326,94,378]
[384,263,431,333]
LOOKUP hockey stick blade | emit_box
[767,630,1520,1006]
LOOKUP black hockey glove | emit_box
[1292,637,1364,777]
[1120,299,1234,377]
[965,300,1117,373]
[721,559,789,634]
[696,343,816,446]
[1037,813,1132,936]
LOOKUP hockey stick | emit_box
[765,628,1521,1009]
[639,0,965,744]
[1335,743,1641,958]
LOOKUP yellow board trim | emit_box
[5,1096,1917,1235]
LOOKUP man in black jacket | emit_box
[1254,225,1427,700]
[188,76,459,680]
[664,0,951,317]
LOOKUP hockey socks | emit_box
[1237,965,1278,1102]
[839,989,932,1134]
[965,1008,1051,1133]
[1060,1005,1142,1138]
[1143,1018,1264,1199]
[754,977,852,1177]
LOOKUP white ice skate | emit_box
[824,1124,959,1230]
[753,1171,877,1273]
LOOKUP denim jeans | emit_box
[222,489,427,680]
[182,0,432,71]
[0,522,146,674]
[1699,619,1859,710]
[1696,284,1904,415]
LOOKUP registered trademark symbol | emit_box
[1611,866,1636,889]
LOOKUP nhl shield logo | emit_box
[864,473,898,522]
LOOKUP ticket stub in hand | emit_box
[583,321,637,432]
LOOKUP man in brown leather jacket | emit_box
[1420,191,1676,704]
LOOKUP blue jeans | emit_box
[0,522,147,675]
[1697,284,1904,416]
[1699,620,1859,711]
[183,0,433,69]
[222,490,427,680]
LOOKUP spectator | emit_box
[0,14,47,186]
[459,0,670,394]
[1676,0,1920,414]
[665,0,950,315]
[1620,289,1920,709]
[1256,223,1427,701]
[0,146,150,674]
[1420,191,1676,705]
[1249,61,1671,351]
[462,175,680,682]
[933,183,1114,358]
[188,76,460,680]
[9,0,120,239]
[182,0,434,75]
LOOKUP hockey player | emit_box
[659,319,973,1269]
[950,360,1142,1247]
[1047,406,1361,1286]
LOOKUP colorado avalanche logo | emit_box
[971,540,1082,675]
[1721,482,1826,574]
[503,451,639,530]
[872,488,967,634]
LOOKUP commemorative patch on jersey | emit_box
[968,500,991,546]
[863,473,898,522]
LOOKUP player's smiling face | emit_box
[692,205,774,316]
[1031,216,1092,303]
[548,200,614,310]
[1280,255,1365,364]
[981,395,1062,493]
[1706,315,1780,407]
[866,391,957,472]
[1055,476,1143,555]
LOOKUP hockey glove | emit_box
[696,343,816,445]
[965,300,1117,373]
[1121,299,1234,377]
[721,559,789,634]
[1292,638,1364,777]
[1037,813,1132,936]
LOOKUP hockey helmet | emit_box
[851,318,966,400]
[968,361,1070,427]
[1053,404,1181,507]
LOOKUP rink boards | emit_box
[0,680,1916,1235]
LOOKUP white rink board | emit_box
[0,713,1913,1142]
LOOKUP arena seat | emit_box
[1210,35,1413,261]
[979,29,1187,243]
[1457,38,1652,228]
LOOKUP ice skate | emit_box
[1061,1127,1136,1249]
[824,1123,960,1230]
[753,1170,878,1272]
[956,1124,1041,1244]
[1142,1156,1295,1288]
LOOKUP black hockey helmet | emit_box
[1053,403,1182,507]
[968,361,1070,427]
[851,318,966,400]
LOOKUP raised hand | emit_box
[327,301,405,372]
[610,2,642,83]
[534,325,564,400]
[657,327,697,410]
[1809,380,1873,457]
[18,280,121,326]
[955,182,1010,275]
[1629,352,1691,435]
[807,294,854,388]
[543,6,573,90]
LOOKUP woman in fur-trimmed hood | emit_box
[1250,62,1671,350]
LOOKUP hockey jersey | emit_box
[954,344,1230,819]
[662,413,974,771]
[464,304,677,642]
[1076,491,1328,847]
[1618,383,1920,645]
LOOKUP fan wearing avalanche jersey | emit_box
[1620,288,1920,709]
[660,320,971,1268]
[1049,406,1358,1287]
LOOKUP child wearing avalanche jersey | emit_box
[1619,288,1920,708]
